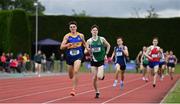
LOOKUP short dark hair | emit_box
[153,37,158,41]
[91,24,99,30]
[69,21,77,26]
[117,36,123,40]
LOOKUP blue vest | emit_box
[114,46,126,65]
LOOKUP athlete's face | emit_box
[117,38,123,45]
[91,27,98,36]
[152,39,158,46]
[166,51,169,55]
[38,50,41,54]
[69,24,77,33]
[170,51,173,55]
[160,48,163,52]
[143,46,147,51]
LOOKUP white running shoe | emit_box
[113,80,118,87]
[142,77,145,81]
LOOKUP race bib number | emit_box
[152,54,158,58]
[92,47,101,52]
[116,52,123,56]
[169,60,174,63]
[70,49,80,56]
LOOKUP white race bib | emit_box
[169,60,174,63]
[92,47,101,52]
[116,52,123,56]
[70,49,80,56]
[152,54,158,58]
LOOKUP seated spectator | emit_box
[10,59,21,73]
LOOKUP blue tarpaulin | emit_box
[34,38,60,45]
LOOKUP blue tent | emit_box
[36,38,60,45]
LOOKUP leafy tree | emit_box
[72,9,90,17]
[0,0,45,15]
[0,0,11,10]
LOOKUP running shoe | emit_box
[95,92,100,98]
[120,82,124,90]
[70,89,76,96]
[113,80,118,87]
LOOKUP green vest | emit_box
[143,55,149,65]
[90,36,106,62]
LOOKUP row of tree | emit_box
[0,0,45,15]
[0,0,159,18]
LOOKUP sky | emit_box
[39,0,180,18]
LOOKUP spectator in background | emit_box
[25,54,31,72]
[17,53,23,72]
[22,53,28,72]
[49,53,55,72]
[0,52,6,72]
[42,53,47,72]
[60,53,64,72]
[34,50,43,77]
[9,52,14,60]
[6,53,10,72]
[10,59,21,73]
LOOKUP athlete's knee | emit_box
[74,70,78,74]
[116,68,120,72]
[69,73,73,79]
[93,75,97,81]
[97,73,103,79]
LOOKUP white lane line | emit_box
[43,78,140,103]
[0,78,114,102]
[0,78,93,94]
[101,82,151,104]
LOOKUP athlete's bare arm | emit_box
[81,34,90,51]
[102,37,111,54]
[145,46,153,60]
[60,35,72,50]
[122,46,129,57]
[84,39,91,54]
[175,55,178,64]
[136,51,142,64]
[111,50,115,60]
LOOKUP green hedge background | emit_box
[0,10,180,59]
[29,16,180,59]
[0,10,31,55]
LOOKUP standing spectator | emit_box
[9,52,14,60]
[60,53,64,72]
[25,54,31,72]
[6,53,11,72]
[34,50,43,77]
[0,52,6,72]
[22,53,28,72]
[50,53,55,72]
[17,53,23,72]
[42,53,47,72]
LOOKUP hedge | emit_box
[0,10,31,55]
[1,11,180,59]
[29,16,180,59]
